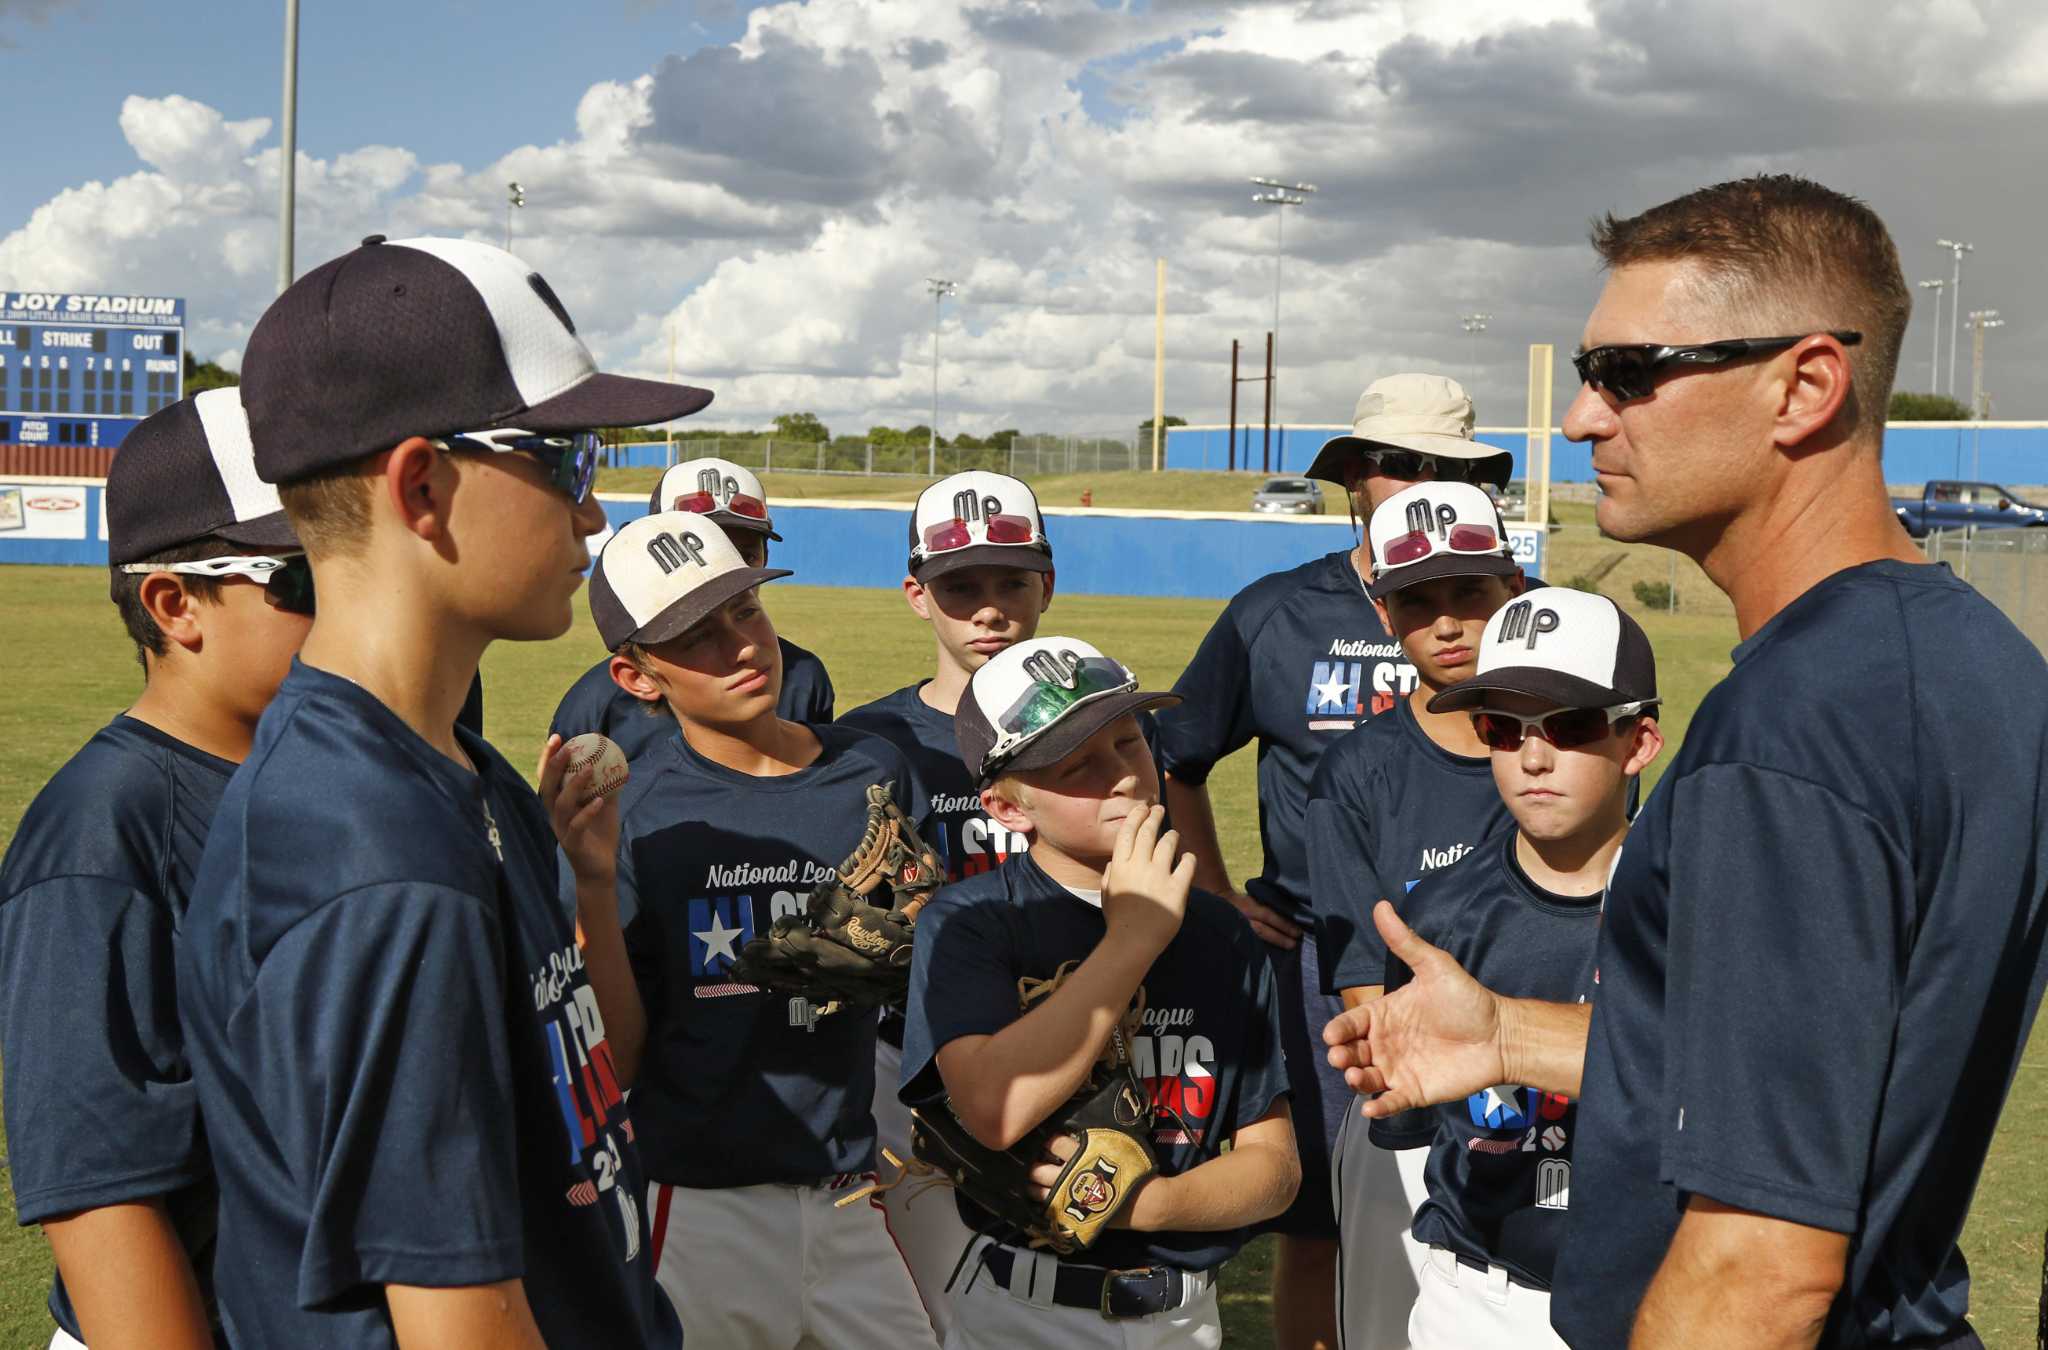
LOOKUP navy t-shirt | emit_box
[1307,697,1511,1149]
[1402,833,1598,1289]
[1153,551,1409,920]
[1554,561,2048,1347]
[178,662,677,1350]
[838,681,1029,882]
[610,723,923,1187]
[0,716,229,1344]
[900,854,1292,1273]
[550,635,836,762]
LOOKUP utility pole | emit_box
[1228,340,1240,472]
[925,278,957,476]
[1249,177,1315,437]
[1966,309,2004,420]
[276,0,299,295]
[1916,280,1945,394]
[506,181,525,252]
[1262,331,1275,474]
[1937,238,1973,396]
[1151,258,1166,472]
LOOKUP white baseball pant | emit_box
[874,1035,978,1339]
[1331,1105,1430,1349]
[1408,1246,1566,1349]
[940,1239,1222,1350]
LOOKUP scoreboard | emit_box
[0,291,186,449]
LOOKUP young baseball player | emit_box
[1151,375,1512,1344]
[177,236,687,1348]
[1305,481,1522,1346]
[551,456,834,758]
[1390,587,1661,1344]
[0,391,311,1350]
[902,636,1300,1348]
[584,510,939,1349]
[836,468,1055,1333]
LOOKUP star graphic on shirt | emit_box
[1481,1085,1520,1121]
[1310,672,1354,711]
[695,911,745,964]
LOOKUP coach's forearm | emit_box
[1122,1113,1298,1232]
[44,1200,212,1350]
[1633,1198,1844,1348]
[1498,997,1591,1099]
[574,876,645,1089]
[1163,774,1232,895]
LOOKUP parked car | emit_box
[1250,477,1325,515]
[1891,480,2048,539]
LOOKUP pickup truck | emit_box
[1891,480,2048,538]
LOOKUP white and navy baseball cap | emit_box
[1366,481,1519,600]
[587,510,791,651]
[956,636,1179,787]
[1428,588,1658,713]
[1305,374,1513,489]
[650,458,780,540]
[909,470,1053,581]
[106,389,300,565]
[242,235,713,484]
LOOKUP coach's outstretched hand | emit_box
[1322,901,1506,1116]
[538,734,621,885]
[1102,803,1194,956]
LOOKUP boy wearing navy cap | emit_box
[1306,479,1525,1347]
[901,637,1299,1348]
[1352,587,1660,1345]
[584,510,939,1349]
[1,389,311,1350]
[837,468,1056,1334]
[550,455,835,758]
[178,236,690,1348]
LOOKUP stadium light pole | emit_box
[1460,312,1491,336]
[1966,310,2004,420]
[1916,279,1945,394]
[926,278,957,476]
[1250,177,1315,438]
[276,0,300,296]
[506,182,525,252]
[1937,238,1973,396]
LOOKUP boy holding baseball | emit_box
[551,455,834,758]
[901,636,1300,1348]
[583,509,938,1348]
[1,391,312,1350]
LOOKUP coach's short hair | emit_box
[1591,174,1910,439]
[109,537,232,673]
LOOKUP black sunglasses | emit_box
[433,429,601,501]
[1351,448,1509,491]
[266,553,317,615]
[1572,332,1861,403]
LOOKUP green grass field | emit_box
[1,563,2041,1346]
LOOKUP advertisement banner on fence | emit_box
[0,484,89,538]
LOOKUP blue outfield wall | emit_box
[1165,423,2048,485]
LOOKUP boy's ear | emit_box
[1505,570,1527,597]
[903,575,932,621]
[1370,594,1392,633]
[981,783,1034,836]
[1623,715,1665,778]
[609,652,666,705]
[384,436,452,542]
[1039,568,1055,612]
[138,572,205,655]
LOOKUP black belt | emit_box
[975,1242,1204,1320]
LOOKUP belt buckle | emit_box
[1099,1265,1166,1321]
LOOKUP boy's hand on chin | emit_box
[1102,803,1193,955]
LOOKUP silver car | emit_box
[1250,477,1325,515]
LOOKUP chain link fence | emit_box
[1923,527,2048,655]
[607,434,1142,479]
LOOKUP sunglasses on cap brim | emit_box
[670,489,770,522]
[1571,332,1861,403]
[118,552,317,615]
[915,513,1041,559]
[433,429,601,502]
[1380,522,1504,569]
[983,655,1137,774]
[1470,701,1652,752]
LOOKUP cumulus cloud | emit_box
[1,0,2039,436]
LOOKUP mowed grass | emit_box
[1,563,2042,1345]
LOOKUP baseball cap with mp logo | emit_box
[241,235,714,485]
[587,511,791,651]
[1365,481,1519,600]
[1428,588,1658,712]
[909,470,1052,581]
[955,636,1179,787]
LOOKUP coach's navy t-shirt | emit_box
[1153,551,1409,920]
[900,854,1292,1273]
[179,663,676,1350]
[1307,698,1511,1149]
[1402,833,1597,1289]
[0,716,228,1344]
[1554,561,2048,1347]
[611,722,922,1187]
[550,635,835,762]
[839,681,1029,882]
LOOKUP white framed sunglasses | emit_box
[118,553,316,613]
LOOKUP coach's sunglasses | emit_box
[434,428,601,502]
[1353,449,1507,490]
[1572,332,1861,403]
[118,552,317,615]
[1471,701,1652,752]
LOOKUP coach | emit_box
[1325,174,2048,1348]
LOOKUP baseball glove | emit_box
[728,783,945,1013]
[902,962,1160,1254]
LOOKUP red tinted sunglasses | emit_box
[672,489,769,520]
[1382,522,1502,568]
[919,513,1038,555]
[1472,702,1650,752]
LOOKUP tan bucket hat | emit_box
[1305,373,1512,488]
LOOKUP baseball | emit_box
[562,733,629,803]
